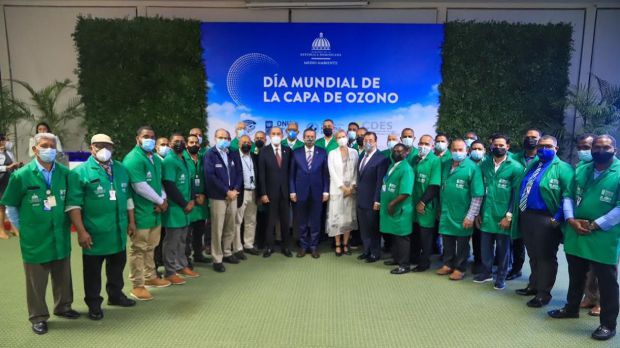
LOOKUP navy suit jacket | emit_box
[356,150,389,210]
[289,146,329,202]
[203,147,242,200]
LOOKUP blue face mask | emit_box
[140,138,156,153]
[469,149,485,161]
[452,151,467,162]
[288,130,298,139]
[363,142,373,152]
[464,138,475,148]
[387,140,398,150]
[577,150,592,163]
[347,131,357,140]
[216,138,230,150]
[402,137,414,147]
[537,147,556,162]
[38,148,57,163]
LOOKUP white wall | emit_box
[1,0,619,161]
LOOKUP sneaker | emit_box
[494,281,506,290]
[473,274,493,283]
[145,277,172,288]
[178,267,200,278]
[165,274,186,285]
[449,270,465,281]
[130,287,153,301]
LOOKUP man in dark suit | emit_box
[204,129,242,272]
[258,127,293,258]
[356,132,389,263]
[290,128,330,258]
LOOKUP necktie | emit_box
[100,162,112,178]
[275,148,282,168]
[306,150,313,170]
[360,154,369,172]
[519,162,544,212]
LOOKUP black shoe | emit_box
[54,309,80,319]
[390,266,410,275]
[384,259,397,266]
[88,310,104,321]
[32,321,48,335]
[592,325,616,341]
[527,297,551,308]
[234,251,247,260]
[263,248,273,258]
[282,248,293,258]
[357,252,370,261]
[412,265,429,273]
[365,255,380,263]
[193,256,212,264]
[244,247,260,256]
[223,255,240,264]
[213,263,226,273]
[108,296,136,307]
[515,287,537,296]
[506,271,522,281]
[311,250,320,259]
[548,307,579,319]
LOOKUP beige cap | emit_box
[90,134,114,145]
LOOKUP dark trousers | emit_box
[154,228,166,269]
[187,219,207,259]
[411,223,434,268]
[357,207,381,257]
[24,257,73,323]
[83,251,126,311]
[255,207,268,249]
[391,235,411,268]
[520,210,562,300]
[442,235,470,272]
[565,254,619,330]
[480,232,511,281]
[432,219,442,254]
[297,195,322,251]
[510,238,526,274]
[265,193,290,250]
[472,227,482,265]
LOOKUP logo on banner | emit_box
[301,32,341,65]
[243,120,257,134]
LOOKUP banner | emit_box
[200,22,443,149]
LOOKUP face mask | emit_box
[4,141,13,151]
[188,145,200,155]
[465,139,475,148]
[337,137,348,147]
[363,142,373,152]
[323,128,333,137]
[305,139,315,147]
[348,131,357,140]
[418,145,431,157]
[197,136,203,145]
[216,139,230,150]
[452,151,467,162]
[271,136,282,146]
[241,144,252,153]
[492,147,507,158]
[141,138,156,152]
[392,152,405,162]
[95,148,112,162]
[470,149,485,161]
[356,136,364,147]
[523,138,538,150]
[38,148,57,163]
[387,140,398,150]
[287,130,298,139]
[592,151,615,164]
[577,150,592,163]
[255,139,265,148]
[537,147,556,162]
[172,142,186,153]
[237,129,246,138]
[435,141,448,152]
[157,146,170,158]
[402,137,414,148]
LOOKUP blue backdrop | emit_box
[200,22,443,149]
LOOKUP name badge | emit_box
[215,164,223,168]
[109,190,117,201]
[44,196,56,210]
[382,184,386,192]
[195,178,201,187]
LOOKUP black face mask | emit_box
[187,145,200,155]
[241,144,252,153]
[523,138,538,150]
[392,153,405,162]
[492,147,507,157]
[592,151,615,164]
[356,136,364,147]
[172,142,186,153]
[323,128,333,137]
[255,140,265,148]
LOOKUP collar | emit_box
[34,158,55,173]
[240,150,251,157]
[305,146,315,153]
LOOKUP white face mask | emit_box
[435,141,448,152]
[337,137,348,147]
[95,148,112,162]
[271,135,282,146]
[418,145,432,157]
[4,141,13,151]
[157,146,170,158]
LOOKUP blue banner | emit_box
[200,22,443,149]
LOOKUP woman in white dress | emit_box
[327,129,359,256]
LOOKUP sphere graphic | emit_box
[227,53,278,106]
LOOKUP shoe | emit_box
[244,247,260,256]
[384,259,397,266]
[32,321,48,335]
[165,274,186,285]
[449,270,465,281]
[213,263,226,273]
[145,278,172,288]
[506,271,522,281]
[178,267,200,278]
[263,248,273,258]
[365,255,380,263]
[412,265,429,273]
[296,249,306,258]
[223,255,240,264]
[343,244,352,255]
[580,298,596,309]
[493,281,506,290]
[390,266,410,275]
[108,296,136,307]
[0,229,8,240]
[589,305,601,317]
[436,265,453,275]
[234,251,247,260]
[130,287,153,301]
[548,307,579,319]
[193,255,212,263]
[473,274,493,283]
[357,252,369,260]
[592,325,616,341]
[526,297,551,308]
[335,244,343,257]
[311,250,320,259]
[54,309,80,319]
[282,248,293,258]
[88,309,104,321]
[515,287,536,296]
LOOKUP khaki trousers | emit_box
[210,198,237,263]
[235,190,258,251]
[23,257,73,323]
[129,225,161,287]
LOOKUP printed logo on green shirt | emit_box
[95,185,105,197]
[600,189,614,203]
[456,179,465,189]
[179,173,186,184]
[121,183,128,193]
[417,173,427,183]
[388,183,397,193]
[497,178,509,189]
[146,171,152,181]
[549,178,560,191]
[30,193,40,206]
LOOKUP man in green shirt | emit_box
[67,134,137,321]
[401,128,418,162]
[381,132,399,160]
[474,134,524,290]
[576,133,595,167]
[1,132,79,334]
[380,143,414,275]
[315,118,338,153]
[437,139,484,281]
[189,127,208,157]
[184,134,210,264]
[548,134,620,341]
[346,121,359,148]
[283,122,304,151]
[122,126,171,301]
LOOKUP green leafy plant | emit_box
[567,74,620,135]
[0,81,31,135]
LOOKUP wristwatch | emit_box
[505,212,513,222]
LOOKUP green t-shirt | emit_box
[162,152,192,228]
[379,161,414,236]
[316,137,338,153]
[122,145,163,229]
[410,152,442,228]
[184,151,209,222]
[479,157,524,235]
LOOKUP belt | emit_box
[245,188,255,191]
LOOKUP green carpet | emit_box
[0,236,614,348]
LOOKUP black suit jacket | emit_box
[356,150,389,210]
[258,144,291,199]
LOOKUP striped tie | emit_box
[519,162,543,212]
[306,150,313,170]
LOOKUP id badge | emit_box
[382,184,386,192]
[109,190,117,201]
[194,178,200,187]
[47,196,57,207]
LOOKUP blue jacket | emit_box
[289,146,329,202]
[203,147,242,200]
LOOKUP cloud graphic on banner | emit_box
[227,53,278,106]
[207,101,262,137]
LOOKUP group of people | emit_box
[0,119,618,342]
